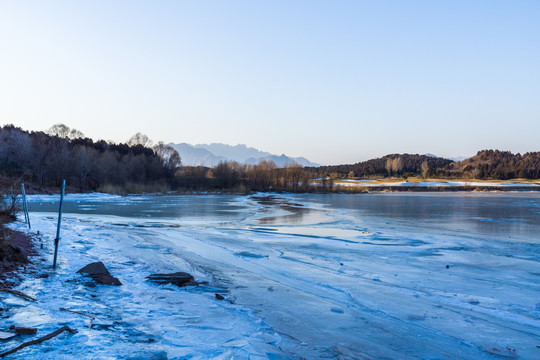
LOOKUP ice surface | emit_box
[3,192,540,359]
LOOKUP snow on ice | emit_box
[2,192,540,359]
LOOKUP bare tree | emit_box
[47,124,70,138]
[213,161,243,188]
[421,161,430,179]
[74,146,96,191]
[246,160,276,191]
[284,162,303,191]
[385,158,393,176]
[392,156,403,175]
[127,133,153,148]
[47,124,85,139]
[385,156,403,177]
[153,142,181,172]
[0,125,33,177]
[69,128,85,139]
[53,138,70,185]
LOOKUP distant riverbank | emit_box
[4,177,540,199]
[325,178,540,193]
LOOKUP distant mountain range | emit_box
[170,143,319,168]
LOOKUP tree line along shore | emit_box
[0,124,539,196]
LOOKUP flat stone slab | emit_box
[146,272,195,287]
[10,326,37,335]
[77,262,122,286]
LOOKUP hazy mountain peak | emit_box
[170,143,318,167]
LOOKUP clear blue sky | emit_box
[1,1,539,165]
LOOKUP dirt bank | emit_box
[0,219,35,289]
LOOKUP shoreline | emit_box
[10,176,540,197]
[351,185,540,193]
[0,222,36,289]
[15,186,540,198]
[0,220,37,325]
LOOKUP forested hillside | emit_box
[308,151,540,180]
[0,125,180,192]
[440,150,540,179]
[310,154,454,179]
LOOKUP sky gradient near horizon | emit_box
[1,1,539,165]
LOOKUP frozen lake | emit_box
[4,192,540,359]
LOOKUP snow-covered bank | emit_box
[2,203,287,358]
[2,193,540,359]
[336,179,540,188]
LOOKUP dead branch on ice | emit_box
[59,307,95,319]
[0,326,77,358]
[0,289,37,302]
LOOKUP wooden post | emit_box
[18,185,25,224]
[21,183,31,229]
[53,180,66,269]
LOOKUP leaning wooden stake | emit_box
[0,326,77,358]
[20,183,30,229]
[53,180,66,269]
